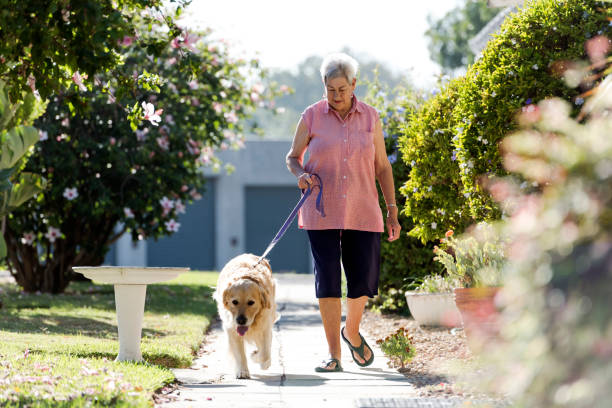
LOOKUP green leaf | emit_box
[0,126,39,169]
[7,172,46,209]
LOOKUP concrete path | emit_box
[162,274,449,408]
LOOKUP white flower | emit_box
[165,219,180,232]
[165,114,175,125]
[39,130,48,141]
[45,227,62,243]
[141,102,163,126]
[275,107,286,114]
[532,64,539,70]
[427,186,432,192]
[252,83,265,94]
[224,111,238,124]
[213,102,223,114]
[175,200,186,214]
[410,160,416,167]
[431,222,437,230]
[21,232,35,245]
[124,208,134,218]
[160,197,174,212]
[63,187,78,200]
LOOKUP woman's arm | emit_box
[373,118,401,242]
[286,117,313,189]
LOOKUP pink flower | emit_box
[224,111,238,124]
[165,114,175,125]
[61,117,70,127]
[119,36,133,47]
[157,136,170,150]
[280,85,290,93]
[190,189,202,200]
[175,200,186,214]
[63,187,78,200]
[166,57,177,66]
[39,130,48,141]
[171,37,181,49]
[45,227,62,243]
[213,102,223,114]
[21,232,35,245]
[250,92,260,102]
[141,102,162,126]
[124,208,134,218]
[189,80,198,90]
[165,219,181,232]
[72,71,88,92]
[182,31,200,52]
[160,197,174,214]
[109,137,116,146]
[586,35,610,64]
[181,185,189,192]
[252,83,265,94]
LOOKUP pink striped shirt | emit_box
[297,96,384,232]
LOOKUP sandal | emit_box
[341,327,374,367]
[314,358,343,372]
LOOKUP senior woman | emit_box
[286,52,401,372]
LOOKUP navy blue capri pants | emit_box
[306,229,381,299]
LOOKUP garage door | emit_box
[147,180,216,270]
[245,186,311,273]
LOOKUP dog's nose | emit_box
[236,315,247,325]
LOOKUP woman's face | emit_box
[325,76,356,114]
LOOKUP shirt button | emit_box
[343,158,347,162]
[342,123,346,127]
[344,139,347,142]
[343,194,346,198]
[343,176,346,179]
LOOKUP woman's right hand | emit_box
[298,172,313,190]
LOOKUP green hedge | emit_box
[364,76,442,314]
[399,0,611,243]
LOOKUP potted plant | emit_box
[433,224,507,349]
[404,273,463,327]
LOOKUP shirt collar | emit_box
[323,94,363,115]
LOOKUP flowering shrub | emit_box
[362,74,442,313]
[399,0,611,243]
[433,225,506,288]
[3,24,283,293]
[376,327,416,369]
[483,51,612,407]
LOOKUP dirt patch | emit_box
[361,309,504,401]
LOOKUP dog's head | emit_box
[222,277,271,336]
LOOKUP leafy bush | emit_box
[484,66,612,406]
[412,273,463,294]
[376,327,416,369]
[433,224,506,288]
[3,26,281,293]
[362,74,442,314]
[399,0,611,243]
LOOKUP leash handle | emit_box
[257,173,325,264]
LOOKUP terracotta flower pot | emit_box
[454,287,501,351]
[405,291,463,327]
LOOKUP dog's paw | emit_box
[260,358,271,370]
[235,368,250,379]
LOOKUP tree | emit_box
[425,0,498,73]
[0,1,188,265]
[3,25,280,293]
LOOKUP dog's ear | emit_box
[259,285,271,309]
[222,285,231,307]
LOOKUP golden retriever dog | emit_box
[214,253,278,379]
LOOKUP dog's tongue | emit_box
[237,326,248,336]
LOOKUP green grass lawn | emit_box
[0,271,219,407]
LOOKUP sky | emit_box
[178,0,462,88]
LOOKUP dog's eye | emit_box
[247,300,255,306]
[232,300,238,305]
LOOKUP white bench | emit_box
[72,266,189,362]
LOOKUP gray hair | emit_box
[320,53,359,84]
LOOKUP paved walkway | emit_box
[162,274,475,408]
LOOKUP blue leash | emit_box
[257,174,325,264]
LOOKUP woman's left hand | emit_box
[385,208,401,242]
